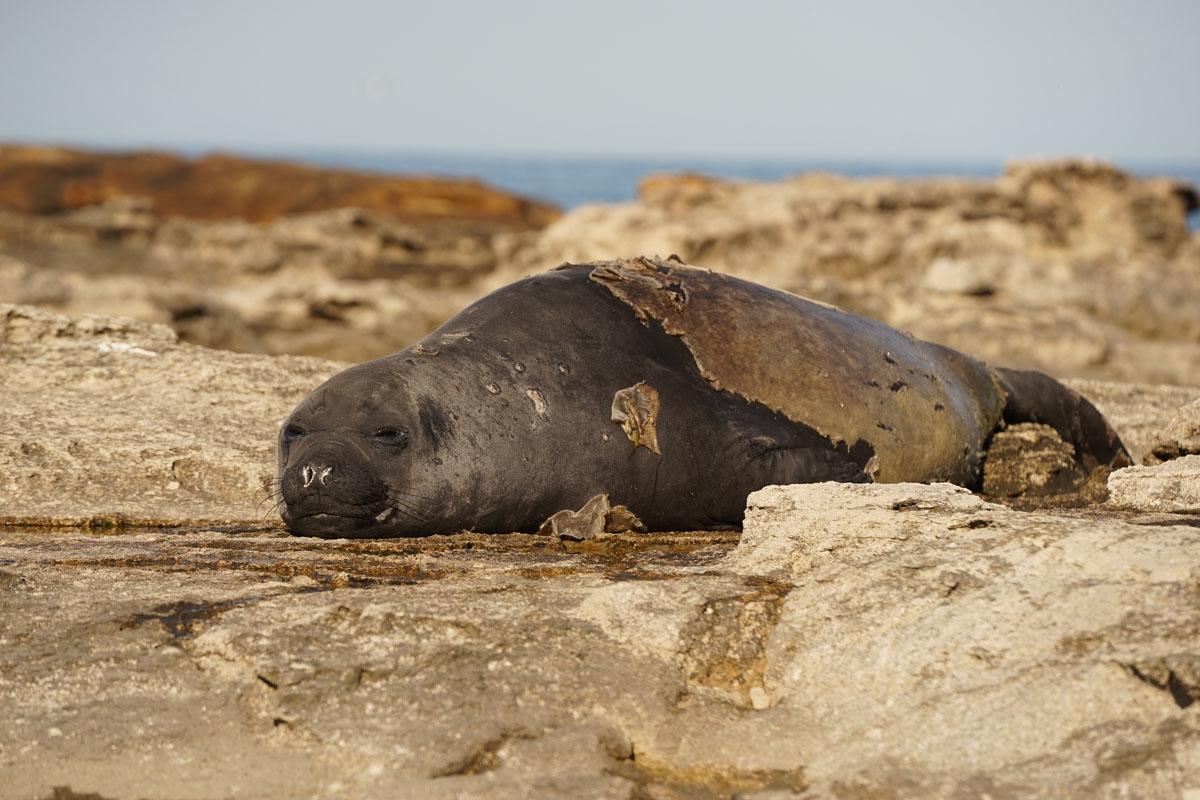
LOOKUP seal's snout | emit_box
[301,464,333,488]
[280,441,392,537]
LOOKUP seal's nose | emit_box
[301,464,334,487]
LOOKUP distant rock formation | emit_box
[511,159,1200,385]
[1,151,1198,384]
[0,144,561,227]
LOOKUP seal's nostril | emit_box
[302,464,332,488]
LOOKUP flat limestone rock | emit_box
[1107,455,1200,513]
[726,482,1200,794]
[0,303,343,524]
[3,484,1198,799]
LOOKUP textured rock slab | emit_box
[3,485,1199,799]
[0,529,747,800]
[981,422,1087,499]
[1107,455,1200,513]
[729,482,1200,795]
[1147,398,1200,464]
[0,203,520,361]
[0,304,341,523]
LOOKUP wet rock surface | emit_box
[4,484,1199,799]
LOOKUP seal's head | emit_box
[276,362,442,538]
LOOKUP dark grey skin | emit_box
[277,262,1129,538]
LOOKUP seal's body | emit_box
[277,259,1129,538]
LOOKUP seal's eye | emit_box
[282,424,306,443]
[371,427,409,447]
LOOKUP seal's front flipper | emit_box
[740,431,874,487]
[994,367,1132,470]
[703,424,873,528]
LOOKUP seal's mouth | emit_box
[285,508,391,538]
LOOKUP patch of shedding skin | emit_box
[611,382,662,455]
[526,388,547,416]
[411,344,439,356]
[587,257,1006,485]
[435,331,473,345]
[485,382,501,395]
[375,507,394,522]
[97,342,157,357]
[536,493,646,541]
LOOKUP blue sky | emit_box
[1,0,1197,163]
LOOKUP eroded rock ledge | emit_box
[0,303,341,524]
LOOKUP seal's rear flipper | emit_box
[993,367,1132,471]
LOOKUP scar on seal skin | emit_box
[275,257,1129,538]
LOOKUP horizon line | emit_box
[4,137,1199,173]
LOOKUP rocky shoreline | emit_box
[3,154,1198,384]
[2,151,1200,798]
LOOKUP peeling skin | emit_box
[611,382,662,455]
[526,388,547,417]
[536,493,647,541]
[590,257,1007,484]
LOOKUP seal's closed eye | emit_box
[371,427,409,447]
[282,424,306,442]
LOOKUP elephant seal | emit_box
[276,257,1129,538]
